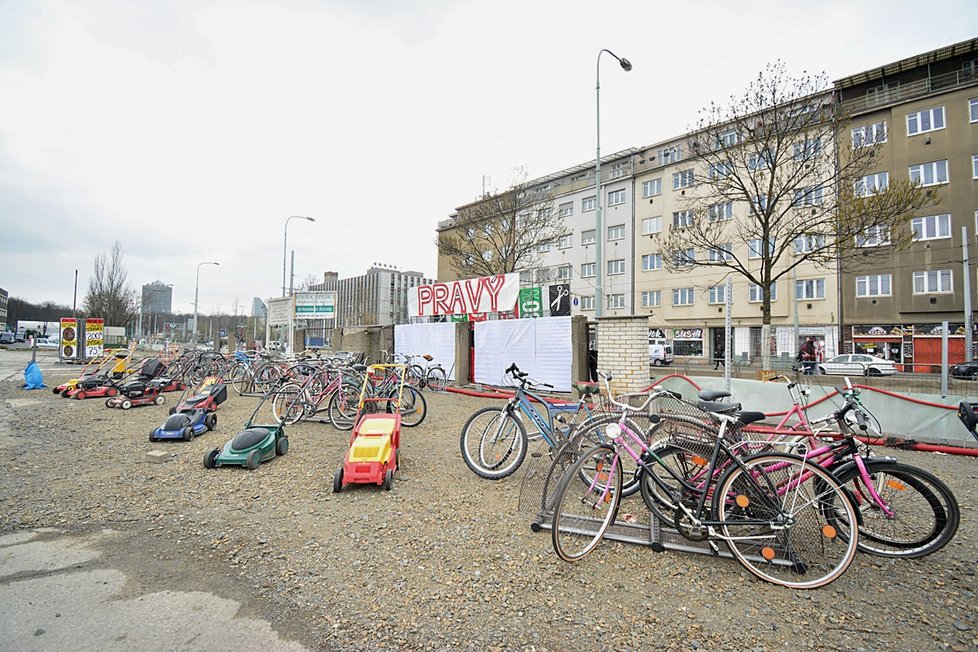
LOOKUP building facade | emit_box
[0,287,7,332]
[310,266,434,329]
[835,38,978,370]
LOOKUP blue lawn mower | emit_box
[150,377,228,442]
[203,383,288,470]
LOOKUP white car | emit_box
[35,337,59,349]
[818,354,897,377]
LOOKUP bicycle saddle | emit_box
[572,381,600,395]
[699,389,732,401]
[698,400,741,414]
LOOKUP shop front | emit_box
[850,323,970,373]
[672,327,705,358]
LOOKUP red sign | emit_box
[409,274,518,317]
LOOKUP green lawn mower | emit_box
[203,383,288,470]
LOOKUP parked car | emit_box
[949,360,978,379]
[818,354,898,377]
[649,343,674,366]
[35,337,59,349]
[14,332,26,343]
[0,332,15,344]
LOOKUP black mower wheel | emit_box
[203,449,219,468]
[333,468,343,493]
[384,469,394,491]
[276,436,289,456]
[155,395,165,406]
[246,450,262,470]
[122,400,132,410]
[183,426,193,442]
[149,429,156,442]
[168,406,176,415]
[105,399,113,408]
[205,413,216,431]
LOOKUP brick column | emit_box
[596,315,649,394]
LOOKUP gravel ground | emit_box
[2,369,978,651]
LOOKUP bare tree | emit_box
[438,169,562,279]
[298,273,320,291]
[659,61,929,367]
[83,241,139,328]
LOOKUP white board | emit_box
[394,322,457,380]
[474,316,572,391]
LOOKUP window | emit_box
[581,229,596,245]
[852,121,887,148]
[607,294,626,309]
[911,214,951,240]
[608,189,626,206]
[466,227,476,238]
[913,269,952,294]
[539,242,551,253]
[748,238,775,259]
[672,248,695,266]
[793,234,825,254]
[855,172,889,197]
[708,201,733,221]
[519,270,533,284]
[673,169,695,190]
[580,295,595,311]
[641,290,661,308]
[672,210,694,228]
[909,160,948,187]
[708,284,728,304]
[866,82,900,106]
[708,243,733,262]
[581,262,595,278]
[656,145,682,165]
[793,137,822,161]
[907,106,945,136]
[642,178,662,197]
[607,224,625,241]
[558,233,573,249]
[641,216,662,235]
[641,253,662,271]
[973,153,978,179]
[971,98,978,123]
[749,282,776,303]
[856,274,892,297]
[795,278,825,300]
[792,186,824,207]
[751,195,769,212]
[557,265,572,281]
[708,161,732,179]
[481,250,493,262]
[672,288,695,306]
[609,161,629,179]
[717,129,739,148]
[558,202,573,217]
[748,149,774,170]
[856,225,891,247]
[607,259,625,275]
[582,196,596,212]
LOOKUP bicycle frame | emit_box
[504,384,592,449]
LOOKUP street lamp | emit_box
[193,262,220,347]
[594,48,632,319]
[283,215,315,297]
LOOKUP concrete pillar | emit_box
[454,322,471,387]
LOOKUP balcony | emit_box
[840,67,978,116]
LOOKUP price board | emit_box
[85,318,105,358]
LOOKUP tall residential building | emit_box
[0,287,8,332]
[310,267,433,328]
[251,297,267,318]
[141,281,173,314]
[835,37,978,370]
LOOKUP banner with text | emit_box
[85,318,105,358]
[60,318,79,360]
[294,291,337,320]
[408,274,519,317]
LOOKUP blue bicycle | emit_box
[459,364,645,493]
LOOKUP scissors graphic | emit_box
[550,285,569,312]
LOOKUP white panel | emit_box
[474,316,572,391]
[394,322,457,380]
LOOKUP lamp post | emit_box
[283,216,315,297]
[193,261,219,347]
[593,48,632,319]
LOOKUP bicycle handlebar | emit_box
[505,363,553,390]
[597,370,680,412]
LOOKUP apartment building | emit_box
[309,266,434,329]
[835,38,978,370]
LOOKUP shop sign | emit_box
[409,274,518,317]
[648,328,667,341]
[519,287,543,318]
[673,328,703,340]
[548,284,571,316]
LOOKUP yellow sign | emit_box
[85,319,105,358]
[60,318,78,359]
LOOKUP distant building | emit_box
[141,281,173,314]
[0,287,7,332]
[251,297,267,318]
[309,266,434,328]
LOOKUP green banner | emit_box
[450,314,469,322]
[519,287,543,318]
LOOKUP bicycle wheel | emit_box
[426,367,448,392]
[271,383,306,425]
[255,363,282,392]
[569,414,651,497]
[227,362,252,395]
[713,452,859,589]
[398,386,427,427]
[639,443,715,526]
[459,407,527,480]
[405,365,425,388]
[828,460,959,559]
[327,382,361,430]
[550,444,622,562]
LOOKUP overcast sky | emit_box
[1,0,974,316]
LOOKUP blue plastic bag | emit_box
[23,360,46,390]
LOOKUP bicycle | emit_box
[550,372,860,589]
[271,362,364,426]
[459,364,647,494]
[647,371,959,559]
[328,363,426,431]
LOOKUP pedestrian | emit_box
[797,337,816,375]
[714,345,725,371]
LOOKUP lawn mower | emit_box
[203,382,288,470]
[106,378,167,410]
[332,363,405,492]
[64,350,139,400]
[150,376,228,442]
[53,351,121,397]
